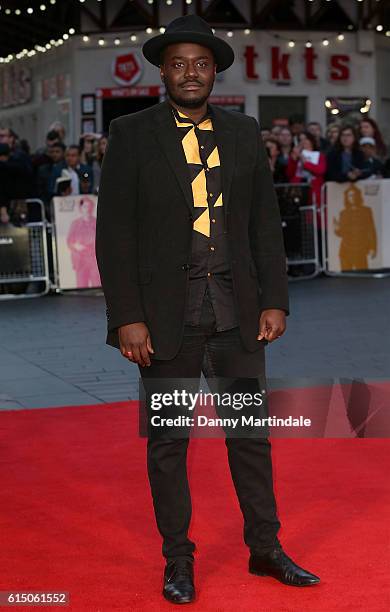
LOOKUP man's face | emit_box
[160,42,216,109]
[65,148,80,168]
[0,129,12,146]
[361,143,375,158]
[49,145,64,163]
[290,122,304,136]
[308,123,321,139]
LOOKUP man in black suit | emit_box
[96,15,320,604]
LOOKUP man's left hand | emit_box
[257,309,286,343]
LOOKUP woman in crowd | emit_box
[325,123,340,151]
[326,125,367,183]
[286,131,327,207]
[79,133,97,167]
[359,117,387,159]
[264,136,287,183]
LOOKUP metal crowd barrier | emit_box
[320,181,390,278]
[0,199,51,300]
[275,183,321,280]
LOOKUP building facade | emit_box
[1,27,389,149]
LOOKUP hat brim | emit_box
[142,31,234,73]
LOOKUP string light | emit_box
[2,17,389,67]
[274,32,347,48]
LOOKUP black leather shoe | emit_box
[163,559,195,604]
[249,547,320,587]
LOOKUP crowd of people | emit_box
[262,116,390,209]
[0,114,389,225]
[0,123,107,221]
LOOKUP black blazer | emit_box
[95,100,289,359]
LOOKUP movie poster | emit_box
[52,195,101,289]
[326,179,390,273]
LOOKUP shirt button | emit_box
[211,218,216,223]
[207,272,211,277]
[200,145,204,149]
[210,246,215,251]
[206,167,210,172]
[209,193,213,197]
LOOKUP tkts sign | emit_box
[244,45,350,82]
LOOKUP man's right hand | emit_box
[118,322,154,367]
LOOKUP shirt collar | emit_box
[169,101,213,126]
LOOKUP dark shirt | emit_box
[171,103,238,331]
[326,148,367,182]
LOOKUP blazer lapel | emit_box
[152,100,194,213]
[151,99,237,218]
[209,103,237,219]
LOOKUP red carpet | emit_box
[0,401,389,611]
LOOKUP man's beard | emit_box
[164,80,214,109]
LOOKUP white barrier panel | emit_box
[52,195,101,290]
[325,179,390,273]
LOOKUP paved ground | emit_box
[0,276,389,410]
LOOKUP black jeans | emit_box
[138,288,281,561]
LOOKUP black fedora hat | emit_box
[142,15,234,73]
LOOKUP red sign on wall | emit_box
[111,53,143,86]
[244,45,350,82]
